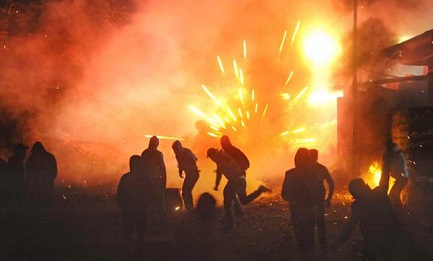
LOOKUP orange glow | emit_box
[144,134,184,141]
[367,161,382,187]
[308,89,343,106]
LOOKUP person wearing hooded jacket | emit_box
[172,140,200,211]
[117,155,149,257]
[282,148,318,260]
[141,136,168,228]
[26,141,57,204]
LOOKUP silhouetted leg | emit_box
[234,182,247,216]
[121,212,134,259]
[182,173,199,210]
[233,196,244,217]
[237,184,270,205]
[389,178,407,209]
[316,201,327,247]
[137,210,148,258]
[223,178,245,230]
[291,206,316,260]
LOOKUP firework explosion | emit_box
[187,24,343,159]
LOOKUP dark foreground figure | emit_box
[26,141,58,205]
[141,136,168,230]
[334,175,398,260]
[117,155,149,259]
[282,147,318,261]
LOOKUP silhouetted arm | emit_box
[379,154,390,194]
[324,168,335,206]
[214,167,223,191]
[281,171,294,203]
[159,152,167,188]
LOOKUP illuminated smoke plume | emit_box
[0,0,432,202]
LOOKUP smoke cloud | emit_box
[1,0,432,201]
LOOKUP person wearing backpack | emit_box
[220,135,271,209]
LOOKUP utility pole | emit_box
[352,0,358,177]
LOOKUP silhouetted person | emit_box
[334,175,398,261]
[282,148,317,261]
[6,143,28,183]
[141,136,168,229]
[3,143,28,204]
[0,157,9,203]
[172,192,237,261]
[207,148,245,231]
[382,140,409,210]
[26,141,57,204]
[310,148,334,247]
[117,155,149,258]
[195,192,217,220]
[220,135,271,215]
[172,140,200,211]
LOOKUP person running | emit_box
[172,140,200,211]
[220,135,271,213]
[207,148,245,232]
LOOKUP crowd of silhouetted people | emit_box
[0,135,410,261]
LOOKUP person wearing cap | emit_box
[141,136,168,229]
[382,140,409,210]
[220,135,271,215]
[207,148,245,231]
[333,172,398,260]
[172,140,200,211]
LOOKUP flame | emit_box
[367,161,382,187]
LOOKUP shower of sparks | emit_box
[188,28,338,148]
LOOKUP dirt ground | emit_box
[1,183,432,261]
